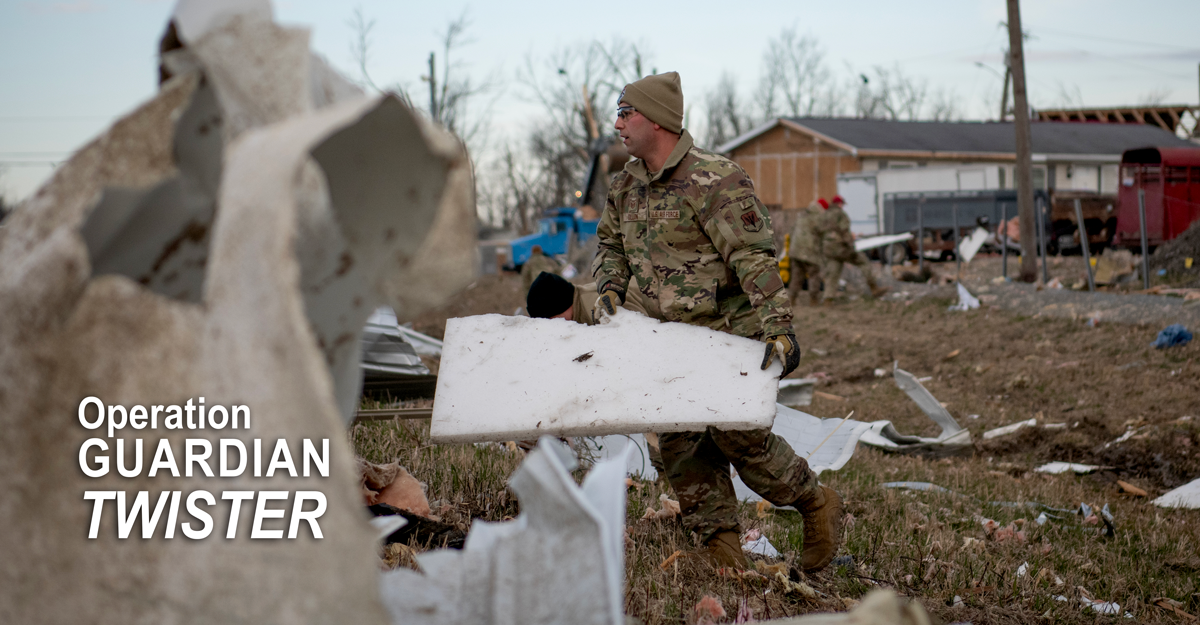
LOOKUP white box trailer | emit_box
[838,165,1003,235]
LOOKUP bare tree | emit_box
[519,39,644,159]
[1049,81,1086,109]
[423,11,501,148]
[925,89,961,122]
[346,7,383,92]
[499,39,647,231]
[1137,86,1172,106]
[702,72,751,150]
[345,7,498,150]
[755,29,839,120]
[852,64,959,121]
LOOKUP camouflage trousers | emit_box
[788,258,823,305]
[658,426,820,544]
[824,253,879,298]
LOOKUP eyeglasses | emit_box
[616,105,637,120]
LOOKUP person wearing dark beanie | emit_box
[526,272,576,319]
[527,271,648,322]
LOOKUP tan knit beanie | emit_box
[619,72,684,134]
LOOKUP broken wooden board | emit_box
[429,312,779,443]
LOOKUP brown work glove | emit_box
[760,333,801,379]
[592,284,625,324]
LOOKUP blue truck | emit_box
[507,136,626,269]
[509,207,600,268]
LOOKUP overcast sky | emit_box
[2,0,1198,202]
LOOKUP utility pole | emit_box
[999,59,1011,121]
[428,52,438,123]
[1007,0,1038,282]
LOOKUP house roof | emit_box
[716,117,1196,159]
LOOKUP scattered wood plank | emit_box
[659,550,686,570]
[354,407,433,422]
[1117,480,1148,497]
[813,390,845,402]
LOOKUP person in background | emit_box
[520,245,561,293]
[819,196,888,301]
[788,200,826,305]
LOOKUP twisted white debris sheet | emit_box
[0,1,475,623]
[379,438,629,625]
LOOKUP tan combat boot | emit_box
[794,485,844,572]
[703,530,750,570]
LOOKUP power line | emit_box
[0,115,114,122]
[1056,46,1196,81]
[1034,27,1196,51]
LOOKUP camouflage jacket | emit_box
[819,205,855,261]
[788,202,825,263]
[591,130,792,339]
[520,252,561,291]
[571,282,648,325]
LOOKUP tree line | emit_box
[347,11,963,234]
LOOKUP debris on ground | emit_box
[1151,324,1193,349]
[1153,597,1199,621]
[1151,217,1200,275]
[742,534,781,559]
[693,595,727,625]
[1116,480,1148,497]
[1094,249,1136,284]
[1034,462,1102,475]
[883,482,956,494]
[370,515,409,543]
[947,283,981,311]
[379,438,629,625]
[777,377,818,407]
[642,494,681,520]
[359,459,433,516]
[958,226,990,264]
[370,503,465,550]
[1152,476,1200,509]
[855,232,914,252]
[982,418,1037,440]
[858,364,973,456]
[659,550,687,570]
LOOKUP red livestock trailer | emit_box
[1114,146,1200,248]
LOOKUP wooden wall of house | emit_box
[728,126,861,212]
[728,125,860,253]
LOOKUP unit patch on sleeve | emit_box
[740,209,763,232]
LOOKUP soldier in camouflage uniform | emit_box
[520,244,561,294]
[788,201,826,305]
[590,72,843,572]
[818,196,887,301]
